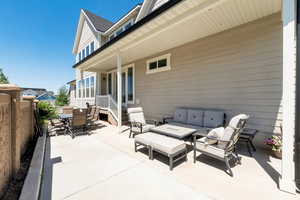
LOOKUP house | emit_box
[70,0,299,193]
[22,87,47,97]
[36,92,56,105]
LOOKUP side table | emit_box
[239,128,258,157]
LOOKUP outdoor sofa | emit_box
[152,108,226,140]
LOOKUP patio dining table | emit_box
[58,114,73,124]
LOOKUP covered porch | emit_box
[75,0,297,193]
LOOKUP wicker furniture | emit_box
[134,132,187,170]
[127,107,157,138]
[66,108,88,138]
[193,114,249,177]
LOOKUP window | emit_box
[90,77,95,97]
[82,49,85,59]
[115,28,123,36]
[82,80,85,98]
[109,34,114,41]
[77,81,81,98]
[146,53,171,74]
[86,46,90,57]
[79,52,82,61]
[90,42,95,53]
[108,73,112,94]
[127,67,134,102]
[107,64,135,104]
[124,21,132,30]
[86,78,90,98]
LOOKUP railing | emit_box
[95,95,118,122]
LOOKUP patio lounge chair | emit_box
[193,114,249,177]
[127,107,158,138]
[66,108,88,138]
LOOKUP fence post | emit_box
[0,84,22,177]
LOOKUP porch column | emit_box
[117,52,122,132]
[280,0,297,194]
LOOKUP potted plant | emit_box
[264,135,282,159]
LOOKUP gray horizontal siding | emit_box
[132,13,282,137]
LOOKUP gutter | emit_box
[296,0,300,192]
[72,0,183,69]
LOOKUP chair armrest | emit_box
[206,136,230,143]
[146,119,158,126]
[163,115,173,123]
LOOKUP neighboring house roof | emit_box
[73,0,182,68]
[82,9,113,32]
[36,93,56,101]
[22,87,46,91]
[67,79,76,85]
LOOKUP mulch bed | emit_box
[1,136,38,200]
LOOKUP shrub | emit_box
[37,101,57,124]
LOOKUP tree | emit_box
[55,86,69,106]
[0,68,9,84]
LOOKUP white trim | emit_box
[280,0,297,194]
[146,53,171,74]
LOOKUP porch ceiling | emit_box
[78,0,282,72]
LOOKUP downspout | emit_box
[296,0,300,192]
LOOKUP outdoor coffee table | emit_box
[150,124,197,140]
[239,128,258,157]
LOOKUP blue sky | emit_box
[0,0,142,93]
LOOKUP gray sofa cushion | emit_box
[173,108,187,123]
[187,109,204,126]
[203,111,224,128]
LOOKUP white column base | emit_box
[279,178,296,194]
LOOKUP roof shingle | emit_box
[82,9,114,32]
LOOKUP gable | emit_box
[77,19,98,54]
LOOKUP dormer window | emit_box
[109,19,134,41]
[86,46,90,56]
[124,21,132,30]
[90,42,94,53]
[79,52,82,61]
[82,49,86,58]
[116,28,123,36]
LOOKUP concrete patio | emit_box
[40,122,298,200]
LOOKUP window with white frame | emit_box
[107,65,135,104]
[77,81,81,98]
[108,73,112,95]
[90,77,95,97]
[109,19,133,41]
[90,42,95,53]
[146,53,171,74]
[86,46,90,57]
[82,79,85,98]
[85,78,90,98]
